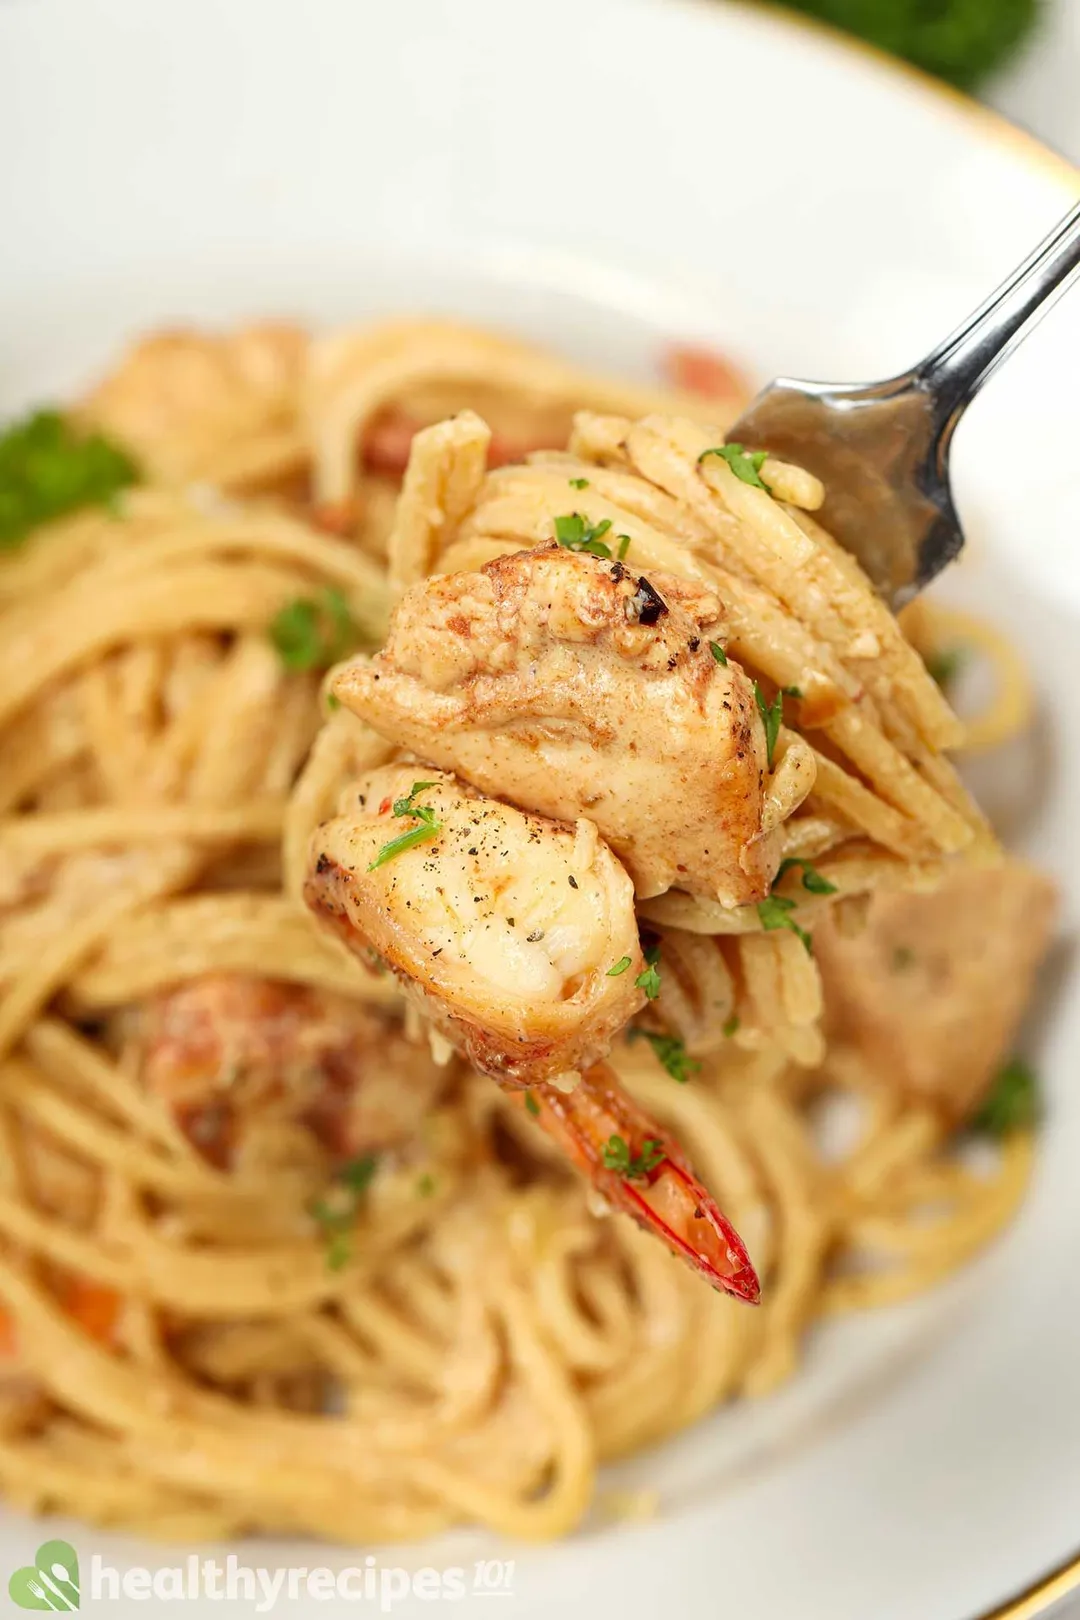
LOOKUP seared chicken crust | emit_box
[332,543,777,906]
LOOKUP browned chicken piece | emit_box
[305,764,645,1087]
[815,860,1058,1122]
[139,973,444,1168]
[331,542,777,907]
[79,324,308,489]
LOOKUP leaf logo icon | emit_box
[8,1539,80,1609]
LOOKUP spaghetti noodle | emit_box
[0,317,1047,1542]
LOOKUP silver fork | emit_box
[726,199,1080,607]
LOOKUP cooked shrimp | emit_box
[139,973,444,1167]
[304,767,760,1301]
[332,542,777,905]
[79,323,308,488]
[514,1064,759,1302]
[305,765,644,1086]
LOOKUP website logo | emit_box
[9,1539,80,1610]
[6,1545,517,1609]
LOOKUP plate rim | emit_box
[0,2,1077,1615]
[716,0,1080,191]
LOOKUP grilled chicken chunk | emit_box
[139,973,444,1167]
[331,543,777,906]
[305,764,644,1087]
[815,860,1057,1122]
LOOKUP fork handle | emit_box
[917,198,1080,434]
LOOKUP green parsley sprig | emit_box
[629,1028,700,1084]
[753,683,802,768]
[754,683,783,769]
[554,512,614,559]
[269,586,361,673]
[774,857,838,896]
[0,408,138,549]
[601,1134,666,1180]
[607,956,632,977]
[367,781,442,871]
[309,1154,379,1270]
[710,641,728,666]
[635,943,662,1000]
[757,894,812,954]
[969,1057,1039,1138]
[699,442,771,492]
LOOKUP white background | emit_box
[991,0,1080,165]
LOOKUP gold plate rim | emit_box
[669,3,1079,1616]
[712,0,1080,194]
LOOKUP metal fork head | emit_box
[728,201,1080,608]
[727,373,960,608]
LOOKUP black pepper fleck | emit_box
[629,575,668,626]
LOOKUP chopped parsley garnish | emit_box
[269,586,361,673]
[554,511,615,559]
[524,1091,541,1117]
[601,1134,666,1180]
[367,781,442,871]
[782,684,803,699]
[617,533,632,561]
[607,956,633,977]
[969,1058,1040,1138]
[325,692,342,712]
[569,476,590,489]
[629,1028,700,1084]
[699,442,771,492]
[926,646,965,688]
[392,781,438,818]
[757,894,812,953]
[722,1014,740,1038]
[709,641,728,666]
[309,1154,379,1270]
[416,1172,436,1197]
[635,943,662,1000]
[754,682,784,769]
[774,857,838,896]
[0,408,139,549]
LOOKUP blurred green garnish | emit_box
[778,0,1038,92]
[270,586,361,673]
[969,1057,1040,1137]
[0,408,138,549]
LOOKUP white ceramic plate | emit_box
[1,2,1079,1616]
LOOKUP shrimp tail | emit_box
[509,1062,760,1305]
